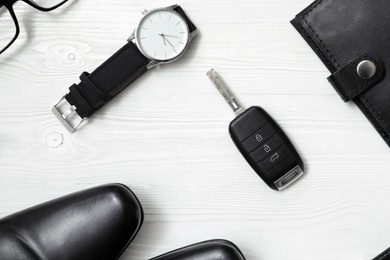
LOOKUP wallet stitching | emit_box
[347,63,380,99]
[362,94,389,130]
[301,0,341,69]
[294,20,335,70]
[301,0,390,131]
[332,55,381,100]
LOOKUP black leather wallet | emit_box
[291,0,390,147]
[374,247,390,260]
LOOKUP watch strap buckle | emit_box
[52,96,85,133]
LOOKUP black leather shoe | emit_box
[150,239,246,260]
[0,183,143,260]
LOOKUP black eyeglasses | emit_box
[0,0,68,55]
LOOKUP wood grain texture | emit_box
[1,0,390,259]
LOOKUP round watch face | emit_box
[135,9,190,61]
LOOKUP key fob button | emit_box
[258,145,291,173]
[250,133,284,163]
[229,107,268,141]
[207,70,305,191]
[242,124,276,152]
[228,106,304,191]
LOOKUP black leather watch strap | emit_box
[65,42,149,118]
[65,5,195,119]
[53,5,196,132]
[173,6,197,33]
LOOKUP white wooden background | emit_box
[1,0,390,259]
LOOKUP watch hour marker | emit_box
[154,51,157,58]
[165,52,167,59]
[159,12,161,19]
[179,41,184,45]
[176,21,181,26]
[141,37,146,40]
[142,27,147,30]
[179,32,186,34]
[169,14,172,20]
[149,18,153,23]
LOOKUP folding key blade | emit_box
[206,69,244,116]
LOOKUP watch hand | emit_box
[158,34,167,46]
[162,36,167,46]
[159,34,177,53]
[163,36,175,50]
[162,34,179,38]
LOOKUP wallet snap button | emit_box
[357,60,376,79]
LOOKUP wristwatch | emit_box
[52,4,198,132]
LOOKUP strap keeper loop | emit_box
[327,53,385,102]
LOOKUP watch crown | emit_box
[142,9,148,15]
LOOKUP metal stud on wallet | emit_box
[207,69,305,191]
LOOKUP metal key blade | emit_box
[206,69,244,116]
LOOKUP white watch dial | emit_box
[135,9,190,61]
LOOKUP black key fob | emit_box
[207,69,305,191]
[229,106,304,190]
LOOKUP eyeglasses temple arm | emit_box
[21,0,68,12]
[0,5,20,55]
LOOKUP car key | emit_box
[206,69,304,191]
